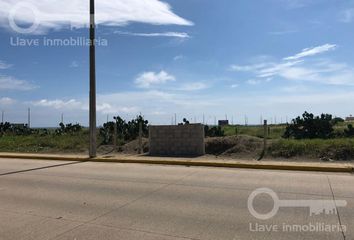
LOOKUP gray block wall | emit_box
[149,124,205,156]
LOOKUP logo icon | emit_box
[248,188,347,220]
[8,2,40,34]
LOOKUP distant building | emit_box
[345,115,354,122]
[218,120,229,126]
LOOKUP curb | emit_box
[0,153,353,173]
[0,154,89,162]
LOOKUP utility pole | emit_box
[27,108,31,128]
[61,113,64,123]
[89,0,97,158]
[203,114,205,125]
[174,113,177,125]
[1,110,4,123]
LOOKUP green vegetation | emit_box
[0,122,89,153]
[204,125,225,137]
[284,112,334,139]
[100,115,148,144]
[0,131,89,153]
[219,112,354,160]
[269,138,354,160]
[222,124,286,139]
[1,111,354,160]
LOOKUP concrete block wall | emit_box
[149,124,205,156]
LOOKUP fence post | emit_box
[138,121,143,154]
[263,120,268,154]
[113,121,117,151]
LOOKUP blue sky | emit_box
[1,0,354,127]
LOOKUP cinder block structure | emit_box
[149,124,205,156]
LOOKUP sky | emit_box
[1,0,354,127]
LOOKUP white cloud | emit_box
[231,84,239,88]
[70,61,79,68]
[339,9,354,23]
[0,76,37,90]
[0,97,15,105]
[229,43,354,86]
[115,31,190,38]
[135,71,175,88]
[178,82,209,91]
[268,30,298,35]
[283,44,337,61]
[29,97,138,116]
[233,59,354,86]
[273,0,312,9]
[0,0,193,34]
[258,61,303,78]
[96,103,138,114]
[0,60,12,69]
[31,99,83,109]
[174,55,184,61]
[97,90,216,114]
[280,85,308,93]
[246,79,262,85]
[229,63,268,72]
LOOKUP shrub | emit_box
[99,115,149,144]
[344,124,354,137]
[0,122,37,136]
[55,122,82,135]
[204,125,225,137]
[283,112,334,139]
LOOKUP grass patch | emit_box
[269,138,354,160]
[222,125,286,139]
[0,132,89,153]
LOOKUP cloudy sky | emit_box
[1,0,354,127]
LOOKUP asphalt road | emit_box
[0,158,352,240]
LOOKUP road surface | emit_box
[0,158,352,240]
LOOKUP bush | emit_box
[204,125,225,137]
[99,115,149,144]
[331,117,344,125]
[283,112,334,139]
[55,122,82,135]
[0,122,37,136]
[344,124,354,137]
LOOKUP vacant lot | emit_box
[1,124,354,161]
